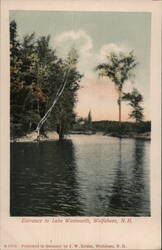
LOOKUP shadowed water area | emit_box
[10,134,150,216]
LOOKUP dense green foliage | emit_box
[10,20,82,139]
[122,88,144,122]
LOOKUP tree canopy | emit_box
[96,51,137,122]
[122,88,144,122]
[10,20,83,139]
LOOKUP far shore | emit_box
[105,132,151,140]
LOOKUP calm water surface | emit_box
[11,134,150,216]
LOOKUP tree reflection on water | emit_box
[108,138,150,216]
[11,135,150,216]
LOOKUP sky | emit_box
[10,10,151,121]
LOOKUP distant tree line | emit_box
[92,120,151,135]
[74,118,151,135]
[10,20,83,140]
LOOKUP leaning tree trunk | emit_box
[35,68,70,140]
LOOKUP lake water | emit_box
[10,134,150,216]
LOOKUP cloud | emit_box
[53,30,132,84]
[54,30,93,59]
[54,30,97,78]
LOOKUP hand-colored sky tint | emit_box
[10,10,151,121]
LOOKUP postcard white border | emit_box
[0,0,161,249]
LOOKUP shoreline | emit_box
[11,131,151,143]
[11,131,59,143]
[104,132,151,140]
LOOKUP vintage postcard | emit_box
[0,0,161,249]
